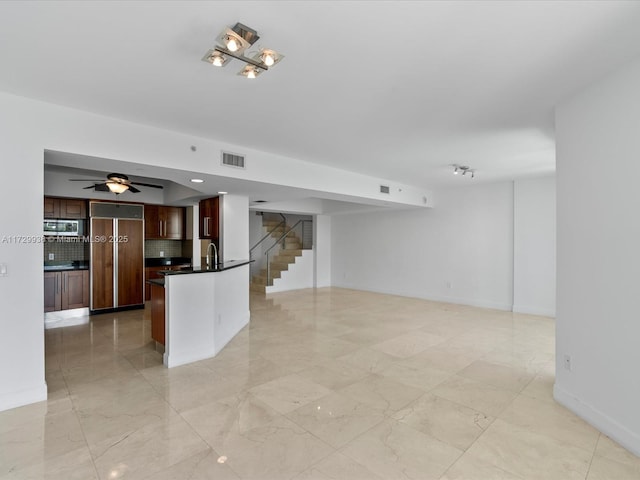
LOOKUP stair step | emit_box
[270,261,290,271]
[280,248,302,256]
[250,283,266,293]
[257,270,282,279]
[274,253,298,262]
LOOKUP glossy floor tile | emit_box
[2,287,639,479]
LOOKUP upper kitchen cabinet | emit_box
[145,205,185,240]
[44,197,87,219]
[199,196,219,240]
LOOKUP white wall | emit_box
[513,176,556,316]
[315,215,332,288]
[331,182,515,310]
[220,194,249,262]
[555,57,640,456]
[0,90,425,412]
[0,127,46,412]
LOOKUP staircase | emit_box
[251,220,305,293]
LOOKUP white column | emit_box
[314,214,331,288]
[220,195,249,262]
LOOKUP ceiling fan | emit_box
[69,173,163,194]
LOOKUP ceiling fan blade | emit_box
[130,181,163,189]
[128,185,141,193]
[94,183,110,192]
[69,179,104,182]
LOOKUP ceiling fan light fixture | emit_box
[69,171,163,193]
[107,182,129,194]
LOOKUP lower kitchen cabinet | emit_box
[44,270,89,312]
[144,264,190,301]
[150,283,165,345]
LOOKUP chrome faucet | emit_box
[206,242,218,268]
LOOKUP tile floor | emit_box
[2,288,640,479]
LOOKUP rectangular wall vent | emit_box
[221,151,245,168]
[380,185,390,194]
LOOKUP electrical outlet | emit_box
[564,354,572,371]
[48,253,55,260]
[446,281,452,289]
[0,263,7,277]
[159,251,164,257]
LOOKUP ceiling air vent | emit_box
[221,151,245,169]
[380,185,390,194]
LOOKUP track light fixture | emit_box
[201,22,284,79]
[451,164,475,178]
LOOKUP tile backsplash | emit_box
[145,239,192,258]
[43,238,192,262]
[43,238,89,262]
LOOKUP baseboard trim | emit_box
[332,282,513,312]
[0,383,47,412]
[164,346,216,368]
[512,304,556,317]
[554,383,640,457]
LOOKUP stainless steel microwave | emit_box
[43,219,82,236]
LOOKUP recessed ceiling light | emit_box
[218,191,228,195]
[190,178,204,183]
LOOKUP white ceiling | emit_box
[3,1,640,190]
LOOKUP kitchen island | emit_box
[151,259,251,368]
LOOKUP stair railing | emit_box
[265,219,312,286]
[250,213,286,267]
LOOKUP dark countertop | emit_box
[44,260,89,272]
[145,257,192,268]
[148,278,165,287]
[158,259,252,275]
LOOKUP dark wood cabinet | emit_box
[91,218,115,310]
[44,270,89,312]
[61,199,87,219]
[63,270,90,309]
[199,197,219,239]
[144,264,190,301]
[44,197,87,219]
[44,272,61,312]
[150,283,165,345]
[91,217,144,311]
[117,219,145,307]
[145,266,164,301]
[44,197,60,219]
[145,205,185,239]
